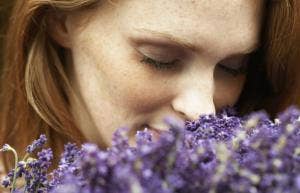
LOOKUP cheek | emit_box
[102,63,174,113]
[89,45,174,113]
[214,75,246,108]
[72,31,175,115]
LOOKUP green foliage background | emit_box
[0,0,15,71]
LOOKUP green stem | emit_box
[10,148,18,193]
[22,153,30,162]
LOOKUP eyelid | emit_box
[217,62,248,76]
[134,47,180,63]
[130,37,190,58]
[142,54,179,64]
[218,54,250,69]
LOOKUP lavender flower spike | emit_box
[2,106,300,193]
[0,144,12,152]
[163,116,185,130]
[26,134,47,153]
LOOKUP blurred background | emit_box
[0,0,15,71]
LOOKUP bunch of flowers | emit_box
[1,106,300,193]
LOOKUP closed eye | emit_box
[216,54,250,77]
[217,62,248,77]
[140,55,180,71]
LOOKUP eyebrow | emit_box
[133,28,260,55]
[133,28,198,52]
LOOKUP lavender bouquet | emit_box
[1,106,300,193]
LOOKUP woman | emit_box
[0,0,299,173]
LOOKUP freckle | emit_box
[163,80,169,85]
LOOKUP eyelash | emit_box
[218,63,248,76]
[140,55,179,70]
[140,55,248,76]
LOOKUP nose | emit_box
[171,87,216,121]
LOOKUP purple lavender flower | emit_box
[49,142,81,191]
[26,134,47,153]
[24,148,53,193]
[185,107,243,142]
[0,144,11,152]
[12,189,24,193]
[2,176,11,188]
[2,106,300,193]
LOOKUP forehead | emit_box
[91,0,264,57]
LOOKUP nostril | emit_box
[138,123,149,131]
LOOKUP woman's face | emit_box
[56,0,264,146]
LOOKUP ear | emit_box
[47,12,72,48]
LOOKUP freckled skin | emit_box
[57,0,264,146]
